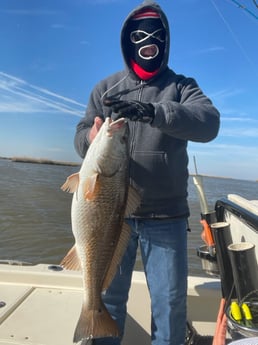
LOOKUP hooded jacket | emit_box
[74,0,220,218]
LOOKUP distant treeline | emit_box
[1,156,81,167]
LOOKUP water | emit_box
[1,158,258,276]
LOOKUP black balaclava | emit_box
[125,8,166,79]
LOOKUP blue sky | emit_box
[0,0,257,180]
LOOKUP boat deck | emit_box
[0,263,222,345]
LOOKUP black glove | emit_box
[103,97,155,123]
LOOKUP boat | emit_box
[0,193,258,345]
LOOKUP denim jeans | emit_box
[93,217,188,345]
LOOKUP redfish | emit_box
[61,117,140,343]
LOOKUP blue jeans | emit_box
[93,218,188,345]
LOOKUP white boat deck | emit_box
[0,263,222,345]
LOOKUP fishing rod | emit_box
[228,0,258,20]
[192,157,216,256]
[192,156,209,215]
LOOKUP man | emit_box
[74,1,220,344]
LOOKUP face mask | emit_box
[126,17,166,72]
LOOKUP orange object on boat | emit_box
[200,219,215,247]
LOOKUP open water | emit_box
[1,158,258,276]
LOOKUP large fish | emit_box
[61,117,140,343]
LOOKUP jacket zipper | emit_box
[137,80,145,101]
[130,80,146,156]
[129,80,146,189]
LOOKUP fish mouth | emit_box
[109,118,126,129]
[106,117,126,136]
[139,44,159,60]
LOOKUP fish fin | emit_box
[125,186,141,217]
[61,173,80,193]
[60,245,81,271]
[84,173,100,200]
[102,222,131,291]
[73,301,119,342]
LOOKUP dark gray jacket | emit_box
[74,1,220,218]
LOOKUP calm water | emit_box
[1,158,258,276]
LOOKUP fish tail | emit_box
[73,301,119,343]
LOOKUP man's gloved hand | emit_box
[103,97,155,123]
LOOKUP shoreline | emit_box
[0,156,81,167]
[0,156,257,182]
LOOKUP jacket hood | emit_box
[121,1,170,79]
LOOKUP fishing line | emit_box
[100,72,155,101]
[210,0,258,76]
[227,0,258,20]
[100,73,130,100]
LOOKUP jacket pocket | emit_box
[130,151,175,200]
